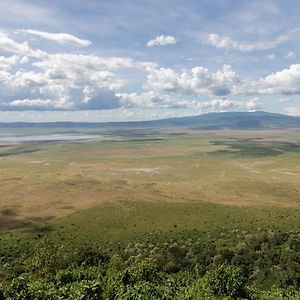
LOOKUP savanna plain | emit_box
[0,127,300,299]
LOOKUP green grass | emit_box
[0,200,299,261]
[0,128,300,257]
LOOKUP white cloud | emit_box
[0,32,159,110]
[1,30,300,114]
[250,64,300,94]
[116,91,238,111]
[144,63,300,98]
[7,98,55,108]
[0,55,126,110]
[116,90,268,114]
[245,98,263,111]
[0,32,46,58]
[18,29,92,48]
[33,53,136,71]
[206,33,288,52]
[265,54,276,60]
[284,51,296,60]
[147,35,177,47]
[145,64,240,96]
[283,106,300,116]
[0,55,27,70]
[116,91,180,108]
[199,98,236,111]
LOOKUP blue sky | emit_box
[0,0,300,122]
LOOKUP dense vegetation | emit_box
[0,226,300,299]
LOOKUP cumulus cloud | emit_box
[115,92,230,110]
[116,91,266,116]
[147,35,177,47]
[18,29,92,47]
[0,55,28,70]
[116,91,238,112]
[116,90,267,114]
[143,63,300,99]
[145,64,240,96]
[143,63,300,97]
[249,64,300,94]
[284,51,296,60]
[0,56,125,110]
[192,98,237,112]
[0,32,157,110]
[1,30,300,114]
[206,33,288,52]
[116,91,180,108]
[245,98,263,111]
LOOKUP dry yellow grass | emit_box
[0,129,300,229]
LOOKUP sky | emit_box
[0,0,300,122]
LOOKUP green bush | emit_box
[175,278,227,300]
[104,259,175,299]
[0,229,300,299]
[66,280,103,300]
[248,286,300,300]
[206,264,246,298]
[4,276,30,300]
[24,237,71,278]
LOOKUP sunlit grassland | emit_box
[0,128,300,256]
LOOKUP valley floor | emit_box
[0,128,300,298]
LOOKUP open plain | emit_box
[0,127,300,298]
[0,128,299,245]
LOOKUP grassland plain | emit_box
[0,128,300,298]
[0,128,299,249]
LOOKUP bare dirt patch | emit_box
[271,169,299,176]
[115,167,161,174]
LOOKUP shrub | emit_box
[104,259,174,299]
[24,236,71,278]
[206,264,246,298]
[3,276,31,300]
[175,278,224,300]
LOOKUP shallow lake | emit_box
[0,133,104,142]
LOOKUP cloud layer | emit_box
[0,0,300,121]
[0,32,153,110]
[0,28,299,116]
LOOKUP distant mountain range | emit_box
[1,111,300,130]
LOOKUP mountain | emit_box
[146,111,300,129]
[1,111,300,130]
